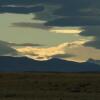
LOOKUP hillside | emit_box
[0,56,100,72]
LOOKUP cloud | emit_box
[45,17,100,26]
[12,22,50,30]
[53,0,100,16]
[0,5,44,14]
[49,27,83,34]
[1,0,100,26]
[16,39,88,60]
[0,39,99,63]
[65,46,100,62]
[12,22,84,34]
[0,40,18,56]
[14,39,100,62]
[8,43,43,47]
[0,40,43,56]
[34,0,100,26]
[0,0,44,5]
[0,41,43,47]
[33,4,60,21]
[80,26,100,49]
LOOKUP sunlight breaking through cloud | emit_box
[16,39,88,61]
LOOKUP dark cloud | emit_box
[45,17,100,26]
[34,4,60,21]
[0,0,44,5]
[53,0,100,16]
[0,5,44,14]
[0,40,18,56]
[80,26,100,49]
[10,43,44,47]
[0,0,59,5]
[12,22,50,30]
[3,41,43,47]
[0,40,43,56]
[1,0,100,26]
[34,0,100,26]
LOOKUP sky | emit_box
[0,0,100,62]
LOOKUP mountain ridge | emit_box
[0,56,100,72]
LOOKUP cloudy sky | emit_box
[0,0,100,62]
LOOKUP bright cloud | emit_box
[65,46,100,62]
[16,39,88,61]
[49,27,84,34]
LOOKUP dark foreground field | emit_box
[0,73,100,100]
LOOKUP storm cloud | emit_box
[35,0,100,26]
[80,26,100,49]
[1,0,100,26]
[45,17,100,26]
[0,5,44,14]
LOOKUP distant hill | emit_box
[0,56,100,72]
[87,58,100,65]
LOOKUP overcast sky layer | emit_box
[0,0,100,62]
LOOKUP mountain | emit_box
[87,59,100,65]
[0,56,100,72]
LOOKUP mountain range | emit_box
[0,56,100,72]
[87,59,100,65]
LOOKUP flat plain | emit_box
[0,72,100,100]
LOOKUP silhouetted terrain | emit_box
[0,56,100,72]
[88,59,100,65]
